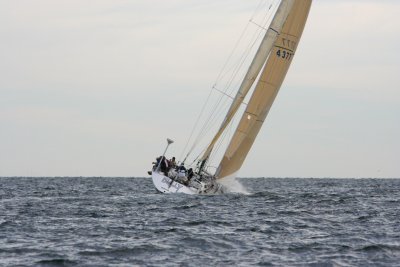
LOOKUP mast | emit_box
[198,0,295,172]
[216,0,313,179]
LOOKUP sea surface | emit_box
[1,177,400,266]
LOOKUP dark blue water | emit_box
[1,177,400,266]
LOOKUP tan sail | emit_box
[199,0,295,164]
[216,0,313,179]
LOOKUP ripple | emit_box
[1,177,400,266]
[35,259,77,267]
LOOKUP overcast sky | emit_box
[1,0,399,178]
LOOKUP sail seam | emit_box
[237,129,247,134]
[258,80,278,87]
[245,111,258,117]
[281,32,299,38]
[274,45,294,52]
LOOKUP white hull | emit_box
[151,171,225,195]
[151,171,198,194]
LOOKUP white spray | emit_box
[218,174,251,195]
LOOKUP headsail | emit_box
[216,0,313,179]
[198,0,295,168]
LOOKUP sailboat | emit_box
[151,0,312,194]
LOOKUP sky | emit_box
[0,0,399,178]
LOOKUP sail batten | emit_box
[216,0,313,179]
[199,0,295,167]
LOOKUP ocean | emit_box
[1,177,399,266]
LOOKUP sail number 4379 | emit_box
[276,50,292,60]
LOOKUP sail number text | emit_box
[276,49,293,60]
[282,38,296,50]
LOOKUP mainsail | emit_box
[216,0,313,179]
[198,0,295,167]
